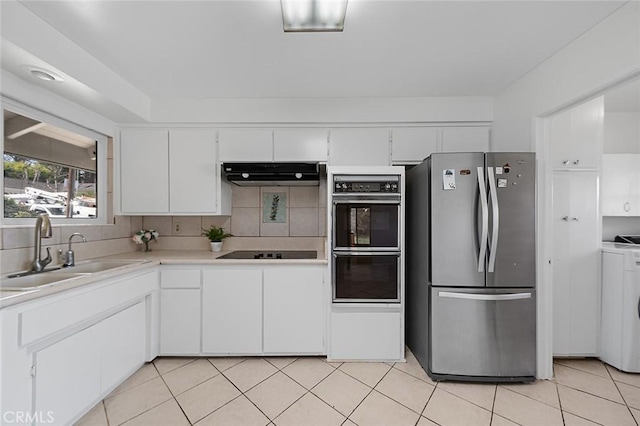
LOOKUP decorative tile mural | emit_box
[263,192,287,223]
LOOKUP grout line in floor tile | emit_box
[152,363,194,425]
[497,381,569,413]
[205,356,249,374]
[607,375,640,426]
[554,380,629,407]
[153,357,199,375]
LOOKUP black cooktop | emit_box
[615,235,640,244]
[217,250,318,260]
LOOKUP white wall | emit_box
[150,96,493,124]
[493,1,640,151]
[604,112,640,154]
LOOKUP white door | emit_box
[100,302,146,392]
[169,129,218,213]
[34,325,102,426]
[120,129,169,213]
[391,127,438,164]
[263,267,325,354]
[552,171,600,356]
[273,129,328,162]
[218,129,273,162]
[329,128,390,166]
[202,269,263,354]
[440,127,490,153]
[160,289,201,355]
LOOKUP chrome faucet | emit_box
[31,213,53,273]
[62,233,86,267]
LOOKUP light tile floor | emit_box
[76,350,640,426]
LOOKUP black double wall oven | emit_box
[332,174,402,303]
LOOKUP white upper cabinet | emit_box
[391,127,438,164]
[602,154,640,216]
[120,128,229,215]
[218,129,273,162]
[273,129,328,162]
[440,126,490,153]
[120,129,169,213]
[328,128,390,166]
[550,96,603,170]
[169,129,218,213]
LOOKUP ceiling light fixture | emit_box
[281,0,348,32]
[24,66,64,83]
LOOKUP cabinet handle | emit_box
[571,216,579,222]
[562,216,569,221]
[573,159,580,165]
[624,202,631,212]
[637,296,640,320]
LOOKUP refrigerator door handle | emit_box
[487,167,499,273]
[477,166,488,273]
[438,291,532,301]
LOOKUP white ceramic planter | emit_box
[210,242,223,252]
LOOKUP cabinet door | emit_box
[202,269,262,354]
[550,97,602,170]
[552,172,600,356]
[263,267,325,354]
[120,129,169,213]
[391,127,437,163]
[169,129,218,213]
[35,324,102,426]
[160,289,201,355]
[219,129,273,162]
[100,301,146,393]
[273,129,328,162]
[602,154,640,216]
[330,311,402,361]
[328,128,390,166]
[440,127,490,153]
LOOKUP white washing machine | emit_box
[601,242,640,372]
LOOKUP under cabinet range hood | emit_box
[222,163,320,186]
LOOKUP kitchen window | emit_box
[2,102,108,225]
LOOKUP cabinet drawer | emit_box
[19,271,157,347]
[161,269,201,289]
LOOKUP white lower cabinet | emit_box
[263,267,325,354]
[100,302,146,393]
[160,269,202,355]
[35,323,102,426]
[1,270,158,425]
[330,309,403,361]
[202,269,263,354]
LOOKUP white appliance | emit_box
[601,243,640,372]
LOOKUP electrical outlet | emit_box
[174,220,182,234]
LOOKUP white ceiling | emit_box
[10,0,627,102]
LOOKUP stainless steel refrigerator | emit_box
[406,152,536,382]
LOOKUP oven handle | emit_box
[333,251,401,256]
[332,199,401,205]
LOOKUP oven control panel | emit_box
[333,175,400,193]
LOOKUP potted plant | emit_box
[202,226,232,252]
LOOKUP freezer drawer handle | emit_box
[637,297,640,320]
[477,166,488,272]
[487,167,499,273]
[438,291,532,301]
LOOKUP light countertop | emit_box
[1,249,327,308]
